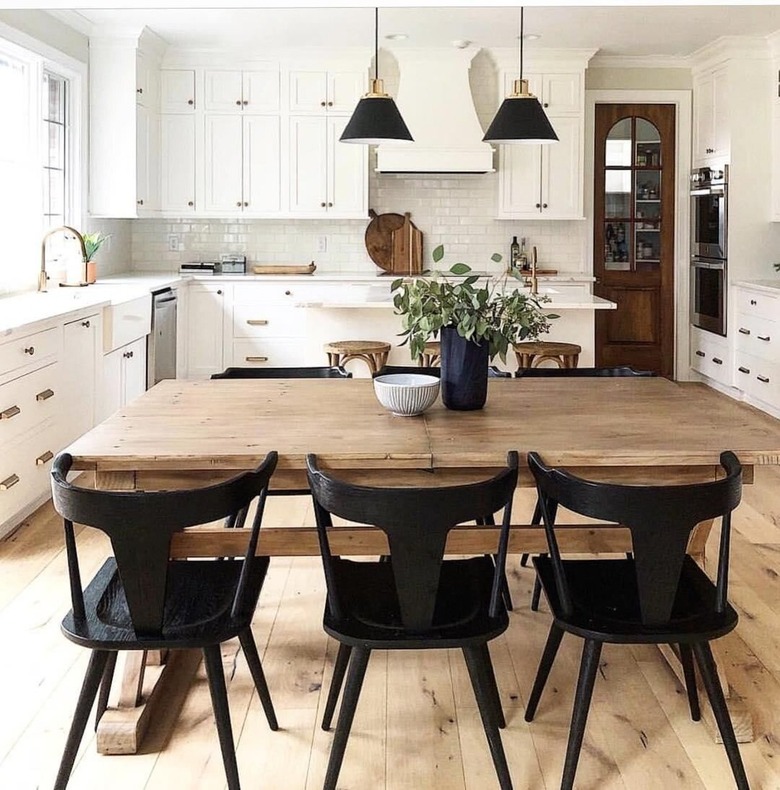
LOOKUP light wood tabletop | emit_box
[63,376,780,754]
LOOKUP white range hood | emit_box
[376,46,494,174]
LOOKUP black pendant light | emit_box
[483,7,558,144]
[340,7,413,144]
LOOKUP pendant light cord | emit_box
[519,6,524,80]
[374,7,379,82]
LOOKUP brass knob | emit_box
[137,199,144,206]
[23,346,34,355]
[543,102,549,108]
[327,202,333,207]
[188,201,194,207]
[542,203,548,208]
[320,101,326,107]
[237,201,242,207]
[535,203,541,209]
[217,290,223,295]
[188,99,194,105]
[321,202,326,207]
[242,100,248,106]
[82,320,90,328]
[284,290,291,296]
[236,100,242,106]
[136,87,143,94]
[327,101,333,107]
[243,201,249,207]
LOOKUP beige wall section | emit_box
[586,68,692,91]
[0,10,88,62]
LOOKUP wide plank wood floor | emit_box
[1,468,780,789]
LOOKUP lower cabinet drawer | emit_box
[734,312,778,360]
[734,288,779,323]
[231,303,306,339]
[231,339,310,367]
[0,426,59,531]
[735,352,780,410]
[0,362,60,447]
[0,326,60,379]
[690,329,731,386]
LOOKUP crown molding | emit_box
[491,46,597,73]
[689,35,771,72]
[588,54,690,70]
[46,10,94,37]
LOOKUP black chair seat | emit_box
[323,556,508,648]
[62,556,271,650]
[534,555,738,644]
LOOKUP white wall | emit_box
[131,49,589,275]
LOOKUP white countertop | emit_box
[734,279,780,295]
[190,270,595,284]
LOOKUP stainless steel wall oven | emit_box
[690,166,728,335]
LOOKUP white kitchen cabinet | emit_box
[690,325,732,389]
[60,314,101,446]
[498,115,582,219]
[772,58,780,221]
[204,114,282,215]
[161,69,196,112]
[288,115,367,217]
[90,33,164,218]
[692,64,730,165]
[503,71,582,115]
[204,69,280,112]
[288,69,364,113]
[161,114,197,213]
[187,283,228,378]
[101,337,147,419]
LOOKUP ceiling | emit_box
[56,5,780,58]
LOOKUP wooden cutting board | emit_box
[390,212,423,275]
[252,263,317,275]
[365,210,406,272]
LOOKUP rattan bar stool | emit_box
[514,341,582,370]
[324,340,391,375]
[419,340,441,367]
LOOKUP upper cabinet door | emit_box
[327,71,365,112]
[161,69,196,112]
[243,115,282,214]
[541,73,581,114]
[498,144,542,217]
[289,71,329,112]
[135,104,159,214]
[243,70,280,112]
[204,114,243,212]
[288,116,328,213]
[161,114,196,213]
[204,70,244,112]
[542,115,582,218]
[328,116,367,217]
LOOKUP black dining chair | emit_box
[211,365,352,379]
[524,450,748,790]
[50,451,279,790]
[517,365,657,609]
[307,451,520,790]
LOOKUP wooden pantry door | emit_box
[594,103,676,377]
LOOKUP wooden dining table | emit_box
[64,375,780,754]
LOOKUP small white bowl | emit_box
[373,373,440,416]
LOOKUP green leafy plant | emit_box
[391,244,558,362]
[82,232,110,262]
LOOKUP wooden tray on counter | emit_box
[252,263,317,275]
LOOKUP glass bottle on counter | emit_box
[519,237,529,271]
[509,236,520,271]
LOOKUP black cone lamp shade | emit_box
[483,79,558,144]
[340,78,413,144]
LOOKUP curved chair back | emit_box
[516,365,655,378]
[527,450,742,625]
[50,451,278,637]
[307,452,519,631]
[212,366,351,379]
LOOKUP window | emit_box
[0,34,81,293]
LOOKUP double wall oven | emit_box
[690,166,728,335]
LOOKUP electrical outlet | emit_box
[317,235,328,253]
[167,234,179,252]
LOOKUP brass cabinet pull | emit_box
[188,201,194,207]
[757,375,770,383]
[236,201,242,207]
[320,101,326,107]
[36,450,54,466]
[188,99,194,106]
[327,101,333,107]
[242,100,248,106]
[327,202,333,207]
[137,199,144,206]
[23,346,34,355]
[36,388,54,402]
[695,350,705,357]
[712,357,723,365]
[758,335,771,342]
[246,319,268,326]
[243,201,249,207]
[0,474,19,491]
[321,202,327,207]
[1,405,21,420]
[245,356,269,362]
[738,327,750,335]
[236,100,242,106]
[750,299,757,305]
[738,366,750,374]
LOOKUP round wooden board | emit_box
[365,211,406,272]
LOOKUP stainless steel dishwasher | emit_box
[147,288,178,387]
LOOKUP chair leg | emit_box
[54,649,110,790]
[530,574,543,612]
[520,553,529,567]
[322,642,352,731]
[475,642,506,729]
[463,646,513,790]
[94,651,118,730]
[561,639,603,790]
[524,623,564,722]
[693,641,750,790]
[678,643,700,721]
[203,644,241,790]
[238,628,278,731]
[324,647,371,790]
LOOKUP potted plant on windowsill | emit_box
[391,245,558,410]
[83,232,110,284]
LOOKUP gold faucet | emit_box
[39,226,88,292]
[530,245,539,295]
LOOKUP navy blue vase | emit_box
[440,325,489,410]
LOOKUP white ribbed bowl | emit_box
[373,374,440,417]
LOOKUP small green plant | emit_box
[83,232,110,262]
[391,244,558,362]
